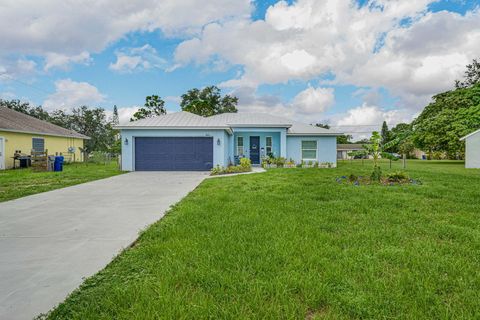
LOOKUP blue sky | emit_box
[0,0,479,133]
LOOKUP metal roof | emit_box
[337,144,366,150]
[0,107,90,139]
[460,128,480,141]
[117,111,343,135]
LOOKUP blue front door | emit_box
[250,136,260,164]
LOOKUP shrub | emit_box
[240,157,251,169]
[386,171,410,182]
[371,166,382,182]
[210,159,252,176]
[88,151,111,164]
[210,165,224,175]
[348,174,358,182]
[275,157,286,167]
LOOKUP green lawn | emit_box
[0,162,123,202]
[46,160,480,319]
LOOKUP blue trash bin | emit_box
[54,156,64,172]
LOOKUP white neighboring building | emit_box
[460,129,480,168]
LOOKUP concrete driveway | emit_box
[0,171,208,320]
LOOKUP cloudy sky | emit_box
[0,0,479,134]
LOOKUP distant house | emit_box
[0,107,89,169]
[337,144,367,160]
[460,129,480,168]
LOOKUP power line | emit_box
[0,72,52,96]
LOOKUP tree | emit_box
[112,105,119,125]
[180,86,238,116]
[380,121,390,146]
[337,134,353,144]
[455,58,480,89]
[315,123,330,129]
[1,99,51,121]
[354,138,370,144]
[131,95,166,121]
[1,99,122,155]
[412,83,480,159]
[66,106,116,153]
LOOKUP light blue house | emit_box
[117,112,341,171]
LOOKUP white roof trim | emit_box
[460,128,480,141]
[287,133,342,136]
[229,124,292,128]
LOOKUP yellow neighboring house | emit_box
[0,107,89,170]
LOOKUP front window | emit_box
[266,136,272,155]
[301,140,317,160]
[32,137,45,152]
[237,136,244,156]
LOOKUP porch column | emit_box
[229,134,234,165]
[280,129,287,157]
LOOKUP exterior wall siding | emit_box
[0,130,84,169]
[120,129,229,171]
[286,136,337,166]
[465,132,480,168]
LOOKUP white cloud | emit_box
[44,51,91,71]
[326,103,414,139]
[0,0,251,68]
[105,106,140,124]
[0,58,38,80]
[109,45,166,73]
[230,85,334,123]
[174,0,480,115]
[43,79,106,110]
[337,10,480,108]
[292,86,334,115]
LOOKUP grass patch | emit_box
[0,162,123,202]
[45,160,480,319]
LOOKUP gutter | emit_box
[0,128,90,140]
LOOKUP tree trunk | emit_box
[403,154,406,169]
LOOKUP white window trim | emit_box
[301,140,317,161]
[266,136,273,154]
[236,136,244,156]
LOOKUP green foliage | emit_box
[370,165,382,182]
[337,134,353,144]
[455,58,480,89]
[348,173,358,182]
[385,171,409,182]
[239,157,251,169]
[112,105,119,125]
[364,131,381,168]
[1,99,120,155]
[131,95,166,121]
[0,99,51,121]
[210,159,251,176]
[412,84,480,158]
[180,86,238,116]
[380,152,399,161]
[275,157,286,167]
[380,121,390,147]
[88,151,112,164]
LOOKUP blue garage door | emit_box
[135,137,213,171]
